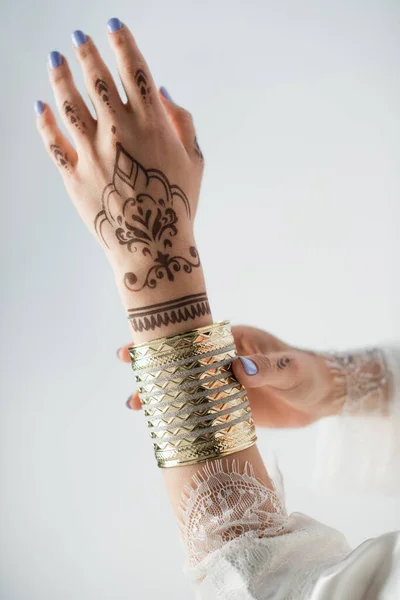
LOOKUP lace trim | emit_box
[178,458,289,566]
[324,347,388,416]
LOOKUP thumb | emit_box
[232,351,304,390]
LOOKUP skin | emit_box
[120,325,347,427]
[36,20,273,517]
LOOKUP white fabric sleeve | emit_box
[177,458,400,599]
[178,459,351,599]
[313,346,400,495]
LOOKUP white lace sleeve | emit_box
[178,459,288,567]
[178,459,351,599]
[313,346,400,495]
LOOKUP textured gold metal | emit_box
[146,399,251,433]
[128,321,232,362]
[155,420,257,468]
[138,372,239,398]
[129,321,257,468]
[142,383,245,416]
[131,340,234,373]
[132,346,236,379]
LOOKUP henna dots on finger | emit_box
[135,69,152,105]
[277,357,292,370]
[63,100,87,133]
[50,144,70,170]
[95,78,115,113]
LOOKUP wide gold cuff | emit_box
[129,321,257,467]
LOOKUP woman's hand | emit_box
[119,325,346,427]
[36,19,204,295]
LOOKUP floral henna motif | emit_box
[94,142,198,292]
[135,69,152,105]
[124,246,201,292]
[63,101,87,133]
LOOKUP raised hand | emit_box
[35,19,204,300]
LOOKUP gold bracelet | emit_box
[131,341,235,373]
[128,321,232,362]
[154,420,257,468]
[134,348,237,386]
[129,321,257,467]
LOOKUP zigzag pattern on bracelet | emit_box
[129,322,257,467]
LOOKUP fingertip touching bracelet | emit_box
[128,321,257,467]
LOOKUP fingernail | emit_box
[107,18,123,33]
[116,348,121,359]
[239,356,258,375]
[160,86,173,102]
[34,100,45,116]
[72,30,87,47]
[126,397,132,409]
[48,51,63,69]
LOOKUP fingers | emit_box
[126,391,142,411]
[232,351,305,390]
[116,344,132,363]
[72,32,124,120]
[159,88,204,163]
[35,101,78,173]
[116,345,142,411]
[106,19,163,115]
[47,50,95,145]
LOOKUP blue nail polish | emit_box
[48,51,62,69]
[72,30,87,47]
[160,86,173,102]
[107,18,123,33]
[239,356,258,375]
[34,100,45,116]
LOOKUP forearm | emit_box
[119,256,274,522]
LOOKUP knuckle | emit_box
[37,115,52,134]
[51,67,70,86]
[76,39,96,63]
[111,30,129,49]
[121,57,140,79]
[258,354,273,371]
[176,107,193,124]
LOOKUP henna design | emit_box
[50,144,69,170]
[63,101,87,133]
[93,142,197,292]
[127,292,210,332]
[277,357,291,370]
[194,136,203,160]
[95,78,115,113]
[124,246,200,292]
[111,125,116,135]
[135,69,152,105]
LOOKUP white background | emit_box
[1,0,399,598]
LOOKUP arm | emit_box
[36,20,277,558]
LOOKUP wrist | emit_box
[111,242,212,343]
[319,353,347,417]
